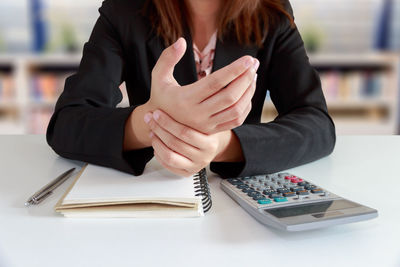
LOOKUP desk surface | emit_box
[0,135,399,267]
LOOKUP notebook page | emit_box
[63,159,197,205]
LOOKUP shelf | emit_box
[261,113,397,135]
[28,100,57,108]
[264,97,396,109]
[0,55,16,65]
[0,100,19,109]
[0,54,82,66]
[326,99,396,109]
[309,52,400,67]
[333,119,398,135]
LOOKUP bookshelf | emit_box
[262,53,400,135]
[0,52,399,134]
[0,54,131,134]
[0,54,78,134]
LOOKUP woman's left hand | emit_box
[145,109,229,177]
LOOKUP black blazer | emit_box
[46,0,336,178]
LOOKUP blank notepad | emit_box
[55,159,205,218]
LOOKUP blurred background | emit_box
[0,0,399,135]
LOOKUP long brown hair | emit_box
[143,0,294,48]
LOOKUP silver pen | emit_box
[25,168,76,206]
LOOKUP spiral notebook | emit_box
[55,159,212,218]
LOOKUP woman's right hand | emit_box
[147,37,259,134]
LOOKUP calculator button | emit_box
[258,199,272,205]
[228,179,242,185]
[283,192,297,197]
[274,197,288,202]
[297,182,307,186]
[269,193,282,199]
[270,185,283,190]
[291,186,304,192]
[277,188,291,194]
[297,190,310,195]
[263,189,276,195]
[249,182,260,188]
[255,175,266,181]
[248,191,260,198]
[242,188,252,193]
[311,188,324,194]
[253,195,266,201]
[236,184,248,189]
[305,184,317,190]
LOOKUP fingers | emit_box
[151,133,201,176]
[147,114,201,160]
[154,151,193,177]
[188,56,258,102]
[151,132,195,171]
[201,62,258,115]
[149,110,208,149]
[209,74,257,127]
[213,99,252,133]
[152,37,187,84]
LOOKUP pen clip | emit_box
[35,191,53,204]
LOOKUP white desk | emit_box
[0,135,399,267]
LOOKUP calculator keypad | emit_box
[226,173,336,209]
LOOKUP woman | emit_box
[46,0,336,178]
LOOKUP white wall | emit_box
[0,0,30,52]
[291,0,382,52]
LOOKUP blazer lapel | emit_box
[146,26,198,87]
[145,34,163,88]
[212,33,258,73]
[173,27,198,86]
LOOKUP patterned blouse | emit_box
[193,31,217,80]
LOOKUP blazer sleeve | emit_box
[210,3,336,178]
[46,1,154,175]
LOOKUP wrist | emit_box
[123,101,156,150]
[214,130,244,162]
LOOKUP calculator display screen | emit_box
[266,200,359,218]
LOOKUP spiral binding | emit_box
[193,168,212,213]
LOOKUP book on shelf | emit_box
[0,74,14,101]
[27,106,53,134]
[319,70,390,102]
[30,72,72,102]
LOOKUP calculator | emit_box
[220,173,378,231]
